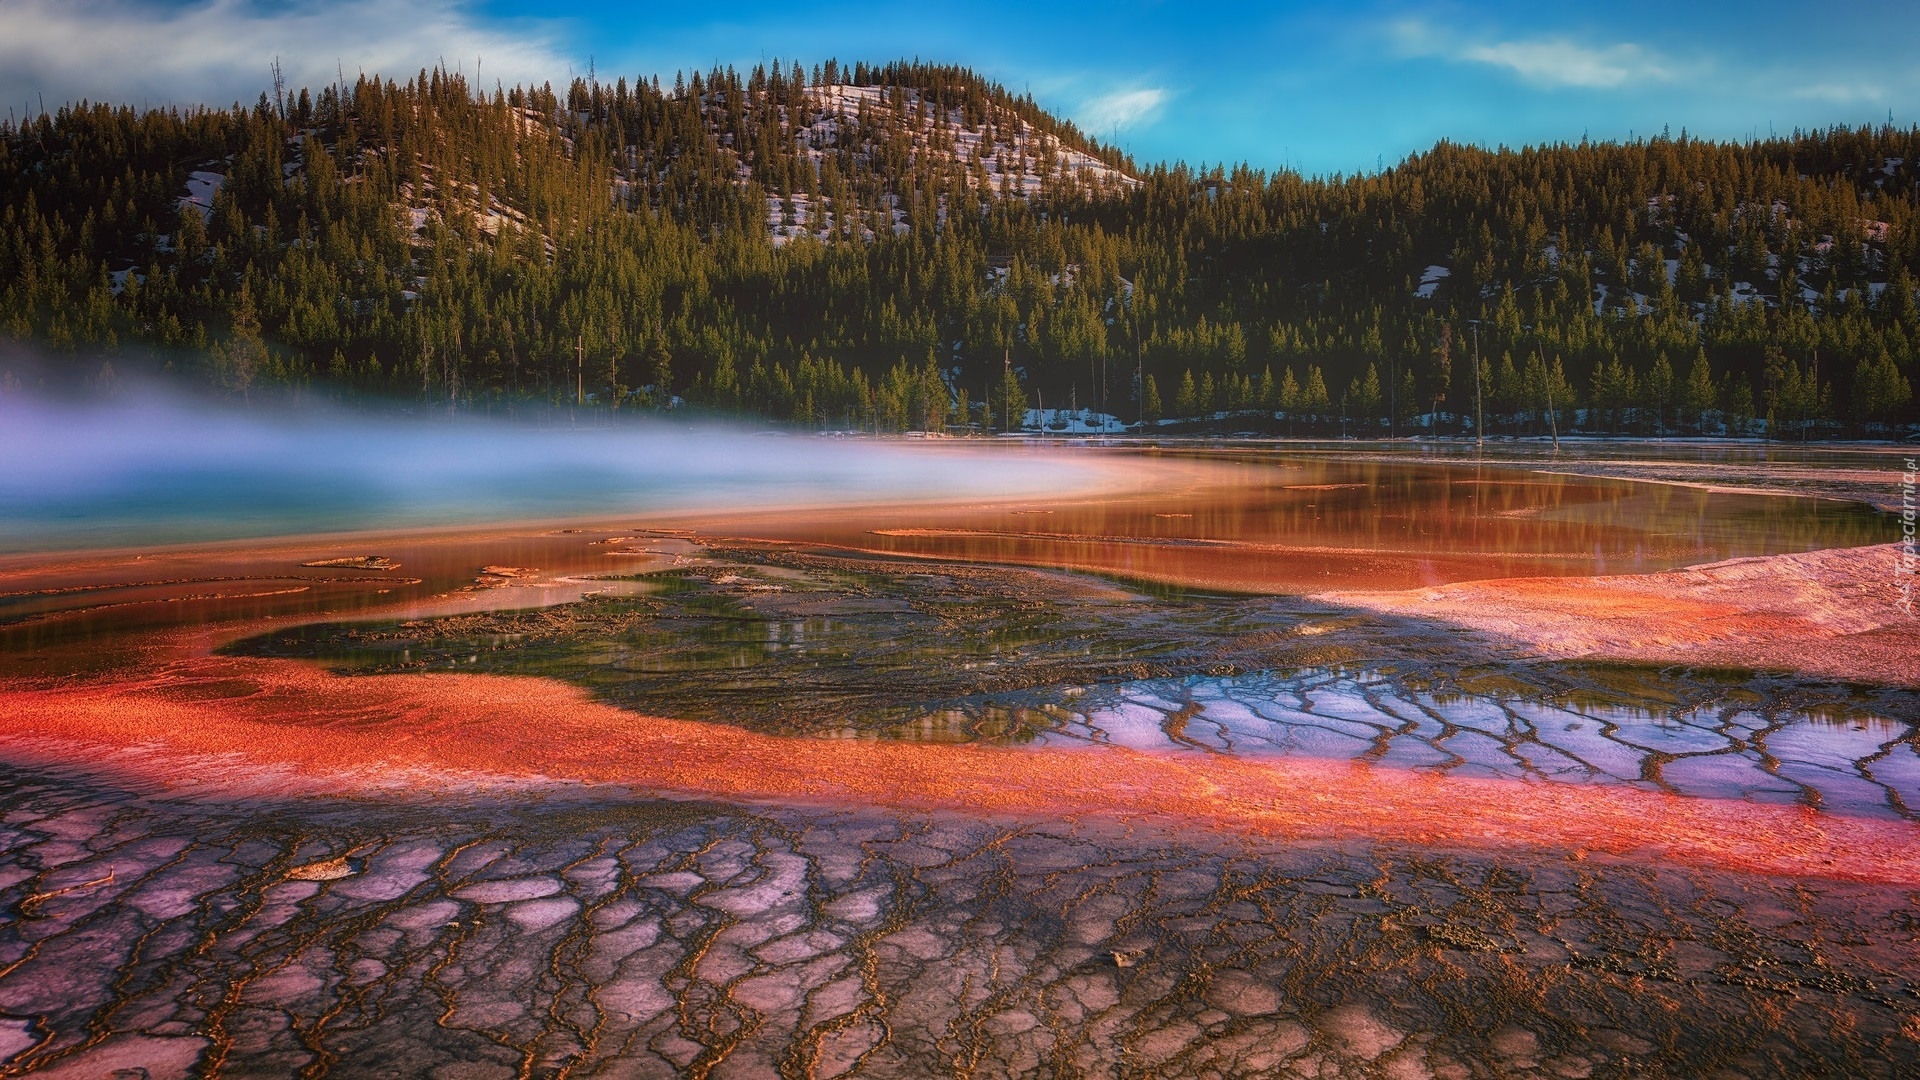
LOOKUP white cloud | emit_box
[1791,82,1885,104]
[0,0,571,112]
[1389,19,1674,91]
[1078,87,1167,133]
[1459,39,1670,89]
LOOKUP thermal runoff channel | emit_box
[0,402,1915,1075]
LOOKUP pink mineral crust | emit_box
[3,653,1915,888]
[1328,542,1920,688]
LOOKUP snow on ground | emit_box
[1022,407,1127,434]
[1591,282,1651,316]
[733,82,1136,245]
[1413,265,1450,300]
[763,190,896,246]
[802,84,1135,195]
[474,197,530,236]
[177,169,226,221]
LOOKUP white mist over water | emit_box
[0,393,1105,553]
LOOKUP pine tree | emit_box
[1850,350,1913,427]
[1648,351,1675,435]
[1356,363,1383,425]
[1302,366,1330,417]
[1174,369,1197,417]
[1278,367,1301,412]
[1724,372,1757,435]
[1684,349,1717,432]
[209,282,267,401]
[647,334,674,408]
[997,362,1025,431]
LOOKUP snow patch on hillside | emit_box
[1414,264,1450,299]
[688,82,1137,245]
[177,169,226,221]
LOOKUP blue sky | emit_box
[4,0,1916,175]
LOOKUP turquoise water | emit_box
[0,397,1099,553]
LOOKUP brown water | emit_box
[693,453,1891,592]
[0,463,1877,697]
[5,453,1885,660]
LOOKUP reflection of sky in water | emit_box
[0,396,1102,552]
[903,670,1917,820]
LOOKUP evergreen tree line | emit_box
[2,61,1916,436]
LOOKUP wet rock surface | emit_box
[2,771,1918,1079]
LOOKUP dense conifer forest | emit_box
[2,59,1917,436]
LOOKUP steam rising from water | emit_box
[0,393,1103,553]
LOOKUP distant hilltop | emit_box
[0,60,1915,438]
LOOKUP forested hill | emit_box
[2,60,1917,436]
